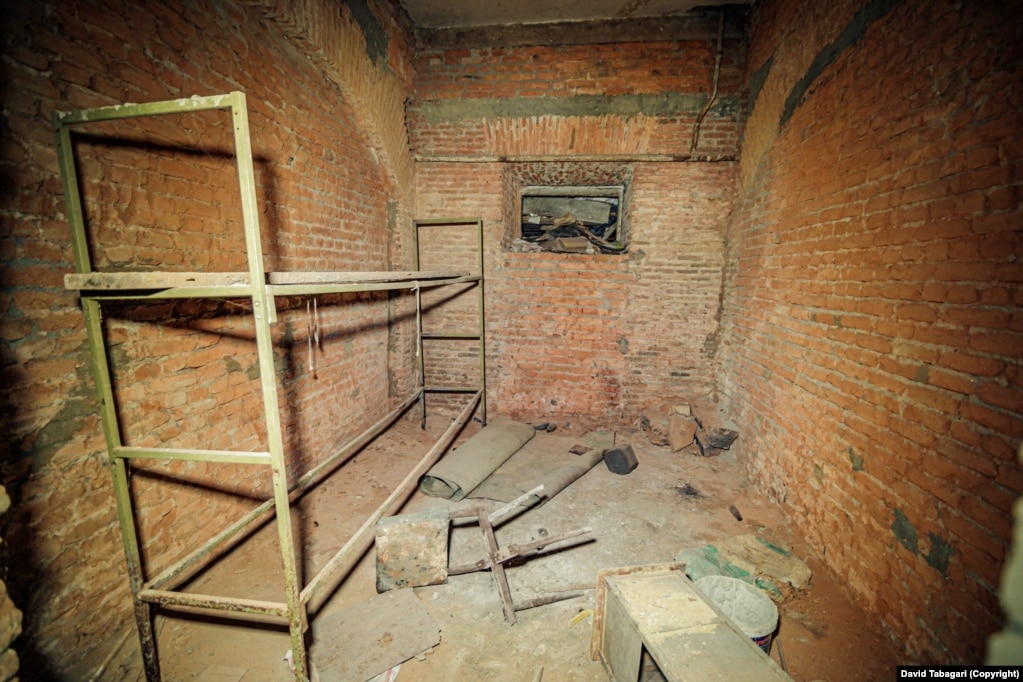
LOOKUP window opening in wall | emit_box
[519,185,627,254]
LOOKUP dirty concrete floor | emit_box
[103,412,903,681]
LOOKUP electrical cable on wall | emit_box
[690,9,725,155]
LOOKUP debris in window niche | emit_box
[511,238,544,253]
[520,188,628,254]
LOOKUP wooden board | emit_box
[65,270,472,292]
[310,588,440,682]
[65,271,250,290]
[268,270,468,284]
[593,565,793,682]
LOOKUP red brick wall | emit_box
[719,0,1023,663]
[1,0,413,676]
[415,159,736,423]
[410,36,744,157]
[412,23,743,423]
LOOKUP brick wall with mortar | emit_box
[1,0,416,676]
[412,17,743,423]
[718,0,1023,664]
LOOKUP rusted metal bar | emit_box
[496,527,594,564]
[514,592,585,612]
[479,511,517,625]
[447,558,491,576]
[139,589,289,617]
[414,153,737,163]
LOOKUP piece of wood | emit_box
[268,269,466,284]
[548,236,591,253]
[65,271,250,290]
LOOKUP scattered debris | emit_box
[549,236,592,253]
[447,505,594,625]
[604,444,638,475]
[639,402,693,448]
[691,397,740,456]
[675,482,702,498]
[569,444,593,455]
[729,504,743,521]
[530,422,557,432]
[676,534,812,602]
[570,609,593,627]
[519,203,627,255]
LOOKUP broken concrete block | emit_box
[639,402,690,447]
[668,414,697,452]
[691,398,739,451]
[604,444,638,475]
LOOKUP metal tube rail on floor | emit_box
[302,389,481,612]
[144,390,423,594]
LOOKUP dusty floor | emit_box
[102,411,904,681]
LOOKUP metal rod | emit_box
[515,592,584,612]
[496,527,594,564]
[414,153,737,163]
[412,217,483,226]
[690,9,726,154]
[270,275,479,298]
[139,589,289,617]
[479,511,517,624]
[75,252,159,675]
[54,93,235,125]
[302,391,481,611]
[423,386,480,393]
[776,638,788,672]
[114,446,271,465]
[230,91,305,681]
[413,222,427,430]
[476,217,487,426]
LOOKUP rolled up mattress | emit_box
[418,418,535,501]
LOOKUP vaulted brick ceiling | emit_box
[398,0,750,28]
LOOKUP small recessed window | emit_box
[518,185,627,254]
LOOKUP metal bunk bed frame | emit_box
[53,91,486,681]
